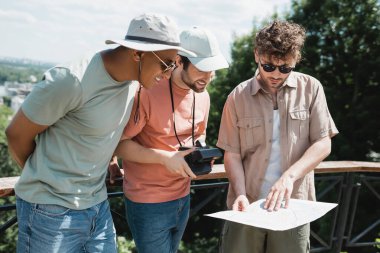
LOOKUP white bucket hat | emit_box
[106,13,195,56]
[178,27,229,71]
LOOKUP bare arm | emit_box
[265,136,332,211]
[5,109,48,168]
[224,151,249,211]
[108,155,124,184]
[114,139,197,178]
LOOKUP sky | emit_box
[0,0,291,64]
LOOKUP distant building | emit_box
[4,81,33,97]
[0,86,6,97]
[1,82,34,113]
[11,95,25,113]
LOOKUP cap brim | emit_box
[184,54,229,72]
[106,39,196,57]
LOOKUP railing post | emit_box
[333,172,354,252]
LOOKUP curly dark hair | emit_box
[255,20,306,62]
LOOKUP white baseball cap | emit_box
[106,13,195,56]
[178,26,229,71]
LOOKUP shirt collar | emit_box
[250,78,261,95]
[283,71,297,88]
[250,70,297,96]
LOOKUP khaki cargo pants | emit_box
[219,221,310,253]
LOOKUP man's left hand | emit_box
[264,173,295,211]
[109,157,124,184]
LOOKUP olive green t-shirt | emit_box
[15,52,138,209]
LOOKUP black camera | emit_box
[179,140,222,176]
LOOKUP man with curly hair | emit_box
[217,20,338,253]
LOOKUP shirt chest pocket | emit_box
[237,118,264,148]
[289,109,310,139]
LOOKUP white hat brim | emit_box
[106,39,196,57]
[185,54,229,72]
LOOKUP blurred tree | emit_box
[0,105,18,176]
[207,29,259,147]
[288,1,379,252]
[0,105,18,253]
[208,0,380,162]
[287,0,380,161]
[204,1,380,252]
[0,64,45,84]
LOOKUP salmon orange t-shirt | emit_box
[121,79,210,203]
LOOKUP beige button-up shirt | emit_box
[217,71,339,208]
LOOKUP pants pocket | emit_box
[34,203,71,216]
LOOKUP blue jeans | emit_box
[16,196,117,253]
[125,195,190,253]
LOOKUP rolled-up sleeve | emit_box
[217,94,241,154]
[309,81,339,143]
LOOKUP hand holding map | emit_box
[206,199,337,231]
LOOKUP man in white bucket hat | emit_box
[6,13,192,253]
[111,26,229,253]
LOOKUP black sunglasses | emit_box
[259,58,294,74]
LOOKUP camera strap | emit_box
[169,78,195,147]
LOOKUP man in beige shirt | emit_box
[217,21,339,253]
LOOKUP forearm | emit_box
[114,139,168,165]
[6,137,35,168]
[285,136,331,181]
[5,109,46,169]
[224,151,246,196]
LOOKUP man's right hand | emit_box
[160,148,197,179]
[232,195,250,212]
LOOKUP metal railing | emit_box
[1,161,379,253]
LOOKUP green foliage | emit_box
[183,183,227,245]
[0,105,18,177]
[207,30,258,147]
[287,0,380,161]
[286,1,380,252]
[2,96,11,107]
[208,0,380,162]
[179,236,219,253]
[117,236,136,253]
[0,64,44,84]
[0,105,19,253]
[116,236,220,253]
[0,196,17,253]
[0,59,52,84]
[205,0,380,252]
[0,106,12,143]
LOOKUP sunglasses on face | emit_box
[151,51,176,73]
[258,58,294,74]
